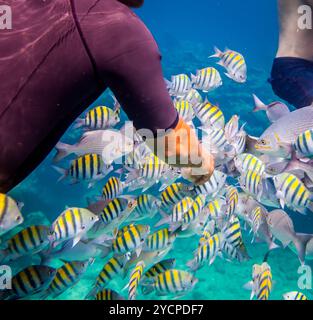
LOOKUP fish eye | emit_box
[15,215,22,222]
[260,139,266,145]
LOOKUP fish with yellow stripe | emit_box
[142,259,176,280]
[165,74,192,97]
[191,67,222,92]
[86,253,130,299]
[234,153,265,176]
[159,183,189,212]
[50,208,99,248]
[144,228,177,251]
[44,260,91,298]
[142,269,198,298]
[0,265,56,300]
[74,96,120,130]
[193,99,225,130]
[155,196,194,228]
[124,261,145,300]
[273,172,313,214]
[132,194,161,221]
[205,197,226,221]
[112,224,150,256]
[0,225,50,263]
[0,193,23,237]
[225,186,239,217]
[99,197,137,226]
[222,216,244,249]
[179,88,203,106]
[102,176,125,201]
[187,232,224,270]
[95,288,125,300]
[173,99,195,122]
[126,154,179,192]
[239,169,263,200]
[53,153,113,187]
[181,194,207,231]
[245,262,272,300]
[283,291,308,300]
[210,47,247,83]
[294,129,313,159]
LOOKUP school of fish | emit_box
[1,47,313,301]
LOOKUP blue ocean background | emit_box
[8,0,313,300]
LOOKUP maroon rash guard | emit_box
[0,0,178,192]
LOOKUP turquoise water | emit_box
[5,0,313,300]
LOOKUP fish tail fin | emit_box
[111,94,121,114]
[73,118,85,129]
[186,258,198,271]
[85,287,97,300]
[209,46,223,58]
[190,73,197,83]
[293,234,313,264]
[154,216,170,228]
[125,168,139,184]
[252,94,267,112]
[52,166,68,182]
[164,78,172,89]
[53,142,72,163]
[268,241,280,251]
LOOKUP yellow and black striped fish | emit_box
[193,100,225,130]
[102,177,124,200]
[172,197,194,222]
[283,291,308,300]
[47,261,90,298]
[51,208,98,244]
[7,265,56,300]
[206,198,225,220]
[182,194,206,227]
[210,47,247,83]
[75,105,120,130]
[69,154,109,181]
[126,261,145,300]
[166,74,192,97]
[188,233,223,270]
[144,228,176,251]
[0,193,23,236]
[222,216,243,249]
[240,169,262,198]
[253,263,272,301]
[113,224,150,254]
[294,129,313,158]
[3,225,50,259]
[143,259,176,279]
[225,186,239,217]
[95,288,125,300]
[160,183,188,210]
[94,254,129,291]
[174,99,195,122]
[100,197,135,225]
[133,194,160,220]
[142,269,198,297]
[191,67,222,92]
[273,172,313,214]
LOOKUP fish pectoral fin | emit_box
[72,233,83,248]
